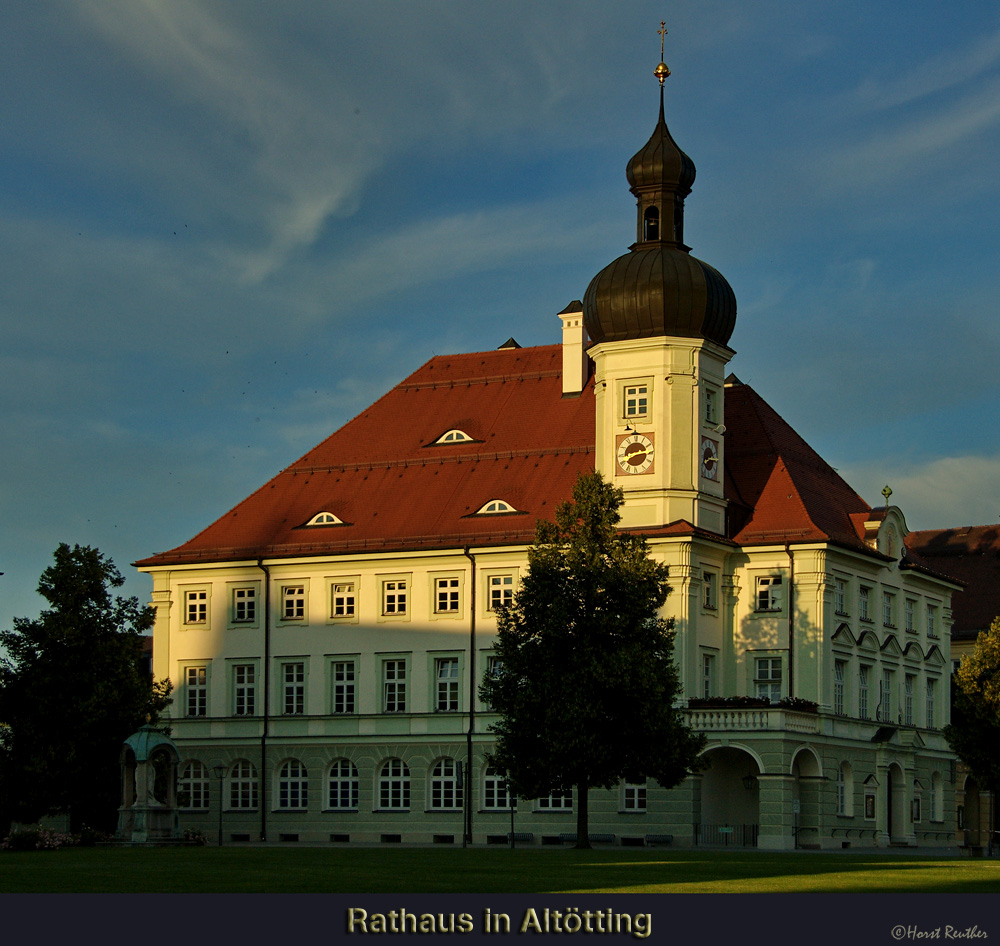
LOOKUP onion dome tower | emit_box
[585,26,734,536]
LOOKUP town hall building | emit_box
[136,53,960,850]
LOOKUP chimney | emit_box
[558,301,588,396]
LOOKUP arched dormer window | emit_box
[643,205,659,241]
[434,429,474,444]
[476,499,516,515]
[306,511,343,526]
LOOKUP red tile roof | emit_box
[137,347,886,567]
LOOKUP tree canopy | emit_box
[480,471,706,847]
[0,544,171,832]
[945,617,1000,794]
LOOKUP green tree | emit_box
[0,544,171,832]
[945,617,1000,797]
[480,471,706,848]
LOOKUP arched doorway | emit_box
[791,747,822,848]
[697,746,760,846]
[886,762,906,842]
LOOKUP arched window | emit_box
[229,759,258,810]
[277,759,308,809]
[178,760,209,809]
[643,205,659,241]
[328,759,359,810]
[482,767,510,810]
[306,512,343,526]
[429,758,463,810]
[434,429,473,444]
[476,499,515,515]
[378,758,410,810]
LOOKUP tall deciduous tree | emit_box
[480,471,705,847]
[0,544,171,832]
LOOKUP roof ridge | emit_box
[398,369,561,391]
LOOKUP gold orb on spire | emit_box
[655,20,671,86]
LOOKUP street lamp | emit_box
[213,764,227,846]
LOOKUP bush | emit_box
[1,827,75,851]
[183,829,207,846]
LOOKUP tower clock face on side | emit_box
[616,432,655,475]
[700,436,719,481]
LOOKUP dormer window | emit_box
[306,512,343,526]
[476,499,515,515]
[435,429,474,444]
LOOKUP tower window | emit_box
[624,385,648,418]
[643,206,659,241]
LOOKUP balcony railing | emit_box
[686,707,821,734]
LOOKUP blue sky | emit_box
[3,1,1000,630]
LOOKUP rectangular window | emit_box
[185,666,207,717]
[880,669,893,722]
[624,384,648,418]
[904,674,914,726]
[754,657,782,702]
[836,770,846,816]
[282,585,305,621]
[383,580,407,615]
[537,789,573,810]
[232,588,256,623]
[233,664,255,716]
[282,662,305,715]
[905,598,916,632]
[702,653,715,699]
[332,660,355,714]
[927,604,939,638]
[704,387,717,424]
[703,571,718,610]
[926,678,936,728]
[185,590,207,625]
[383,659,406,713]
[488,575,514,611]
[623,782,647,811]
[834,578,847,615]
[883,592,896,628]
[864,792,876,821]
[858,666,870,719]
[912,796,922,824]
[483,771,510,810]
[833,660,846,716]
[755,576,783,612]
[859,586,871,622]
[331,583,356,619]
[435,577,460,613]
[435,657,460,711]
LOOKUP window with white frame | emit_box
[483,768,510,810]
[277,759,308,810]
[429,758,463,810]
[232,587,256,624]
[624,384,648,418]
[537,789,573,810]
[926,604,939,638]
[833,660,846,716]
[483,655,502,710]
[859,586,872,622]
[904,674,915,726]
[703,570,718,610]
[879,668,894,722]
[282,662,305,715]
[858,665,870,719]
[926,678,937,728]
[754,657,782,701]
[229,759,258,810]
[704,387,717,424]
[435,577,460,613]
[883,591,896,628]
[702,653,716,699]
[332,660,356,714]
[755,576,783,612]
[383,659,406,713]
[623,781,647,811]
[233,664,255,716]
[331,582,356,619]
[185,590,208,625]
[488,574,514,611]
[185,666,207,717]
[905,598,916,633]
[476,499,516,515]
[836,765,846,816]
[378,758,410,809]
[435,429,473,444]
[327,759,359,810]
[282,584,305,621]
[834,577,848,615]
[382,580,407,615]
[435,657,459,712]
[178,760,210,809]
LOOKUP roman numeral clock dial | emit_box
[616,432,655,475]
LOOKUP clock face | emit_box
[616,433,655,475]
[700,437,719,481]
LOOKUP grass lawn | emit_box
[0,846,998,893]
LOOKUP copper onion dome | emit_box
[583,58,736,348]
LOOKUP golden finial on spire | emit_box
[655,21,671,86]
